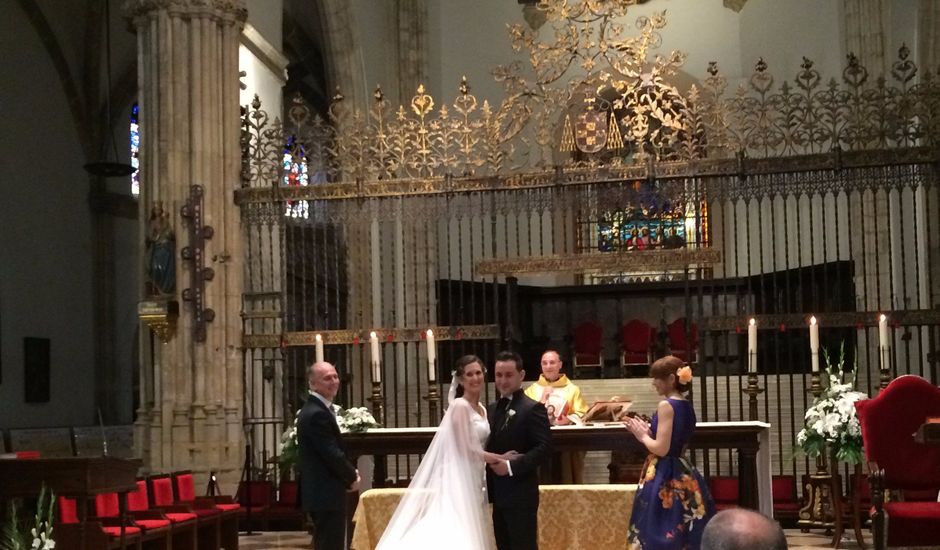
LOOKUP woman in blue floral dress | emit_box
[624,356,715,549]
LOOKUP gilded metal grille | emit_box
[237,9,939,198]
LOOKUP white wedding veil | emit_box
[375,382,491,550]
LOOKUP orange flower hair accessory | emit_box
[677,365,693,384]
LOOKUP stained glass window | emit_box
[283,135,309,219]
[131,103,140,197]
[597,202,693,252]
[582,180,708,284]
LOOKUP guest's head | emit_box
[540,350,564,382]
[494,350,525,397]
[453,354,486,399]
[700,508,787,550]
[648,355,692,396]
[308,361,340,401]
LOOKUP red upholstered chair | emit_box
[236,480,274,531]
[57,496,143,550]
[855,375,940,549]
[267,480,306,530]
[127,479,197,550]
[771,475,801,525]
[572,321,604,376]
[620,320,656,376]
[94,492,171,550]
[667,318,699,364]
[708,476,739,511]
[172,471,239,549]
[15,450,41,459]
[150,474,220,550]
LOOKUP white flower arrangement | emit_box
[2,485,55,550]
[336,407,380,434]
[278,402,379,473]
[796,344,867,465]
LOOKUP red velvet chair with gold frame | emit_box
[620,319,656,376]
[854,375,940,549]
[572,321,604,377]
[666,317,698,364]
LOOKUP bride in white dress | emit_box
[375,355,512,550]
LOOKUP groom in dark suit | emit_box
[486,351,553,550]
[298,361,360,550]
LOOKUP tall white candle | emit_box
[315,333,324,364]
[426,329,437,382]
[878,314,888,350]
[748,318,757,373]
[809,316,819,372]
[370,331,381,382]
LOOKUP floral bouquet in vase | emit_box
[279,401,380,474]
[796,344,867,465]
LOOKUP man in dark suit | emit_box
[298,361,360,550]
[486,350,553,550]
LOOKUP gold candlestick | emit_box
[798,369,839,533]
[368,380,385,426]
[808,366,823,398]
[878,345,891,390]
[425,383,441,425]
[741,371,764,422]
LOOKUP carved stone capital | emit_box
[138,299,179,343]
[123,0,247,26]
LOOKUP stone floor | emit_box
[786,528,865,550]
[238,529,865,549]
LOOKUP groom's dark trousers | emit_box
[486,389,553,550]
[493,506,539,550]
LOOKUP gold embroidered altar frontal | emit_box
[351,484,637,550]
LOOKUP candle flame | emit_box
[810,316,817,325]
[427,329,433,337]
[315,333,322,342]
[879,314,886,322]
[370,331,377,338]
[749,318,756,326]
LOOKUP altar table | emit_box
[351,484,636,550]
[345,421,772,515]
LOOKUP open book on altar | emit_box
[582,398,633,424]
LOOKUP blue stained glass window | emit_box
[131,103,140,197]
[283,135,310,219]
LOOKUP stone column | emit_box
[396,0,427,105]
[918,0,940,72]
[126,0,247,488]
[316,0,368,108]
[843,0,889,78]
